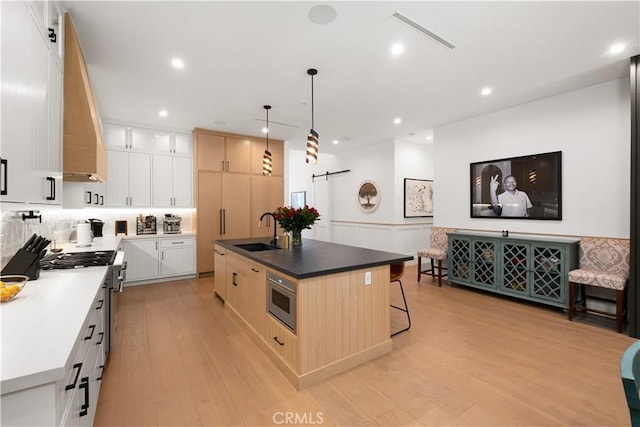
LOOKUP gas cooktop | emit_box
[40,251,116,270]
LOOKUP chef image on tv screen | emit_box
[489,174,532,217]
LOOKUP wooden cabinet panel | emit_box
[195,132,225,171]
[247,262,266,336]
[225,136,251,173]
[222,174,250,238]
[213,245,226,300]
[266,314,297,369]
[197,171,222,273]
[251,175,284,238]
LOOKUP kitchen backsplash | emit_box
[1,209,194,269]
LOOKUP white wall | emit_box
[285,139,434,255]
[435,78,630,238]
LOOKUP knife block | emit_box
[1,249,41,280]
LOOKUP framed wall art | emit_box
[358,180,380,212]
[404,178,434,217]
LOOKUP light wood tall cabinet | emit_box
[194,128,284,274]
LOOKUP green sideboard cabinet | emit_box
[447,232,579,309]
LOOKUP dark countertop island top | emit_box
[214,237,413,279]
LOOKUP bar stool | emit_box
[390,262,411,337]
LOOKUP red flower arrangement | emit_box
[274,205,320,232]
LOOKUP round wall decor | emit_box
[357,180,380,212]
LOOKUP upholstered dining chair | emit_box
[620,340,640,426]
[390,262,411,337]
[568,237,631,333]
[417,227,455,286]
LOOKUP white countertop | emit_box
[1,237,121,395]
[119,231,195,240]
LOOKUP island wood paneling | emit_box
[297,265,390,375]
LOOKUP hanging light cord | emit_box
[266,107,269,151]
[311,73,314,130]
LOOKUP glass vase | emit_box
[291,230,303,246]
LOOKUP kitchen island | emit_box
[214,237,412,389]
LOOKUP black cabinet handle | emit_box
[46,177,55,200]
[48,27,57,43]
[251,268,260,273]
[96,299,104,310]
[0,158,6,195]
[84,324,95,340]
[97,332,104,345]
[94,193,99,204]
[273,336,285,346]
[65,363,83,390]
[85,191,92,204]
[79,377,89,417]
[97,365,104,381]
[232,272,238,286]
[100,195,104,205]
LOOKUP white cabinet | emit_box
[159,237,196,277]
[1,1,63,208]
[152,130,193,156]
[124,236,196,284]
[103,123,153,152]
[122,239,158,282]
[63,181,105,209]
[105,150,151,207]
[152,154,192,207]
[0,277,105,427]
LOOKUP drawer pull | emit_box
[251,268,260,273]
[96,299,104,310]
[79,377,89,417]
[65,363,83,390]
[171,241,184,245]
[84,325,95,340]
[273,336,285,346]
[232,272,238,286]
[97,332,104,345]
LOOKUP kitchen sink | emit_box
[234,243,281,252]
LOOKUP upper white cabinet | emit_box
[152,131,193,156]
[1,1,63,208]
[103,123,153,152]
[105,150,151,207]
[152,155,192,207]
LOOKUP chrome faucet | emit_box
[259,212,278,246]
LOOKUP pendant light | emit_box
[263,105,273,176]
[305,68,319,164]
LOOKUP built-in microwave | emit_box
[267,271,296,333]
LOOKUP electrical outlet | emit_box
[364,271,372,285]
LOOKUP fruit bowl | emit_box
[0,275,29,302]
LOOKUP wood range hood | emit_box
[63,12,107,183]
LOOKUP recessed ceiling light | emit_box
[391,43,405,56]
[426,136,433,141]
[394,117,402,125]
[262,127,268,134]
[608,43,626,55]
[481,87,493,96]
[333,140,339,145]
[171,58,185,69]
[159,110,168,117]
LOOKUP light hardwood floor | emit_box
[95,265,635,426]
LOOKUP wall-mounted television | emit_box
[470,151,562,220]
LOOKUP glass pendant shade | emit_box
[306,129,318,164]
[263,149,272,175]
[262,105,272,176]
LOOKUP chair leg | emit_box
[390,279,411,337]
[430,259,435,278]
[437,259,443,287]
[568,281,575,321]
[417,257,422,282]
[616,289,624,333]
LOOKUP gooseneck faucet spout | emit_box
[259,212,278,246]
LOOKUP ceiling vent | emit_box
[392,12,456,50]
